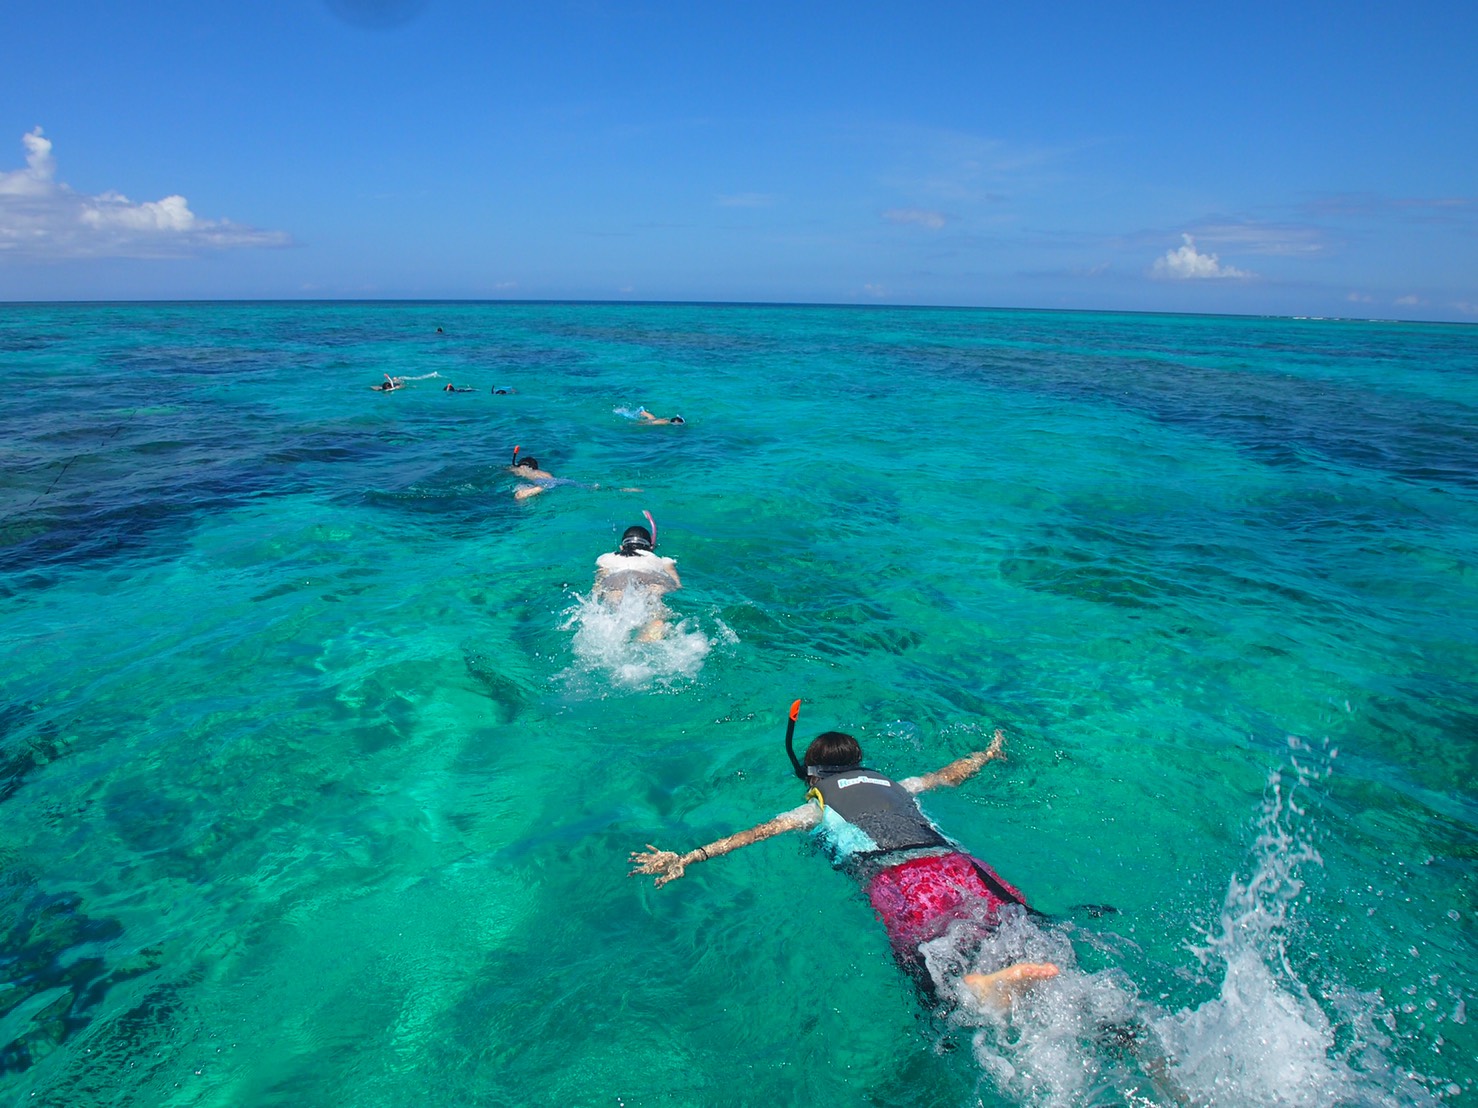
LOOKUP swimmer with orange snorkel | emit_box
[630,702,1058,1009]
[508,445,643,501]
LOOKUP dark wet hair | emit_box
[617,525,653,555]
[518,456,539,469]
[672,415,685,424]
[804,731,863,770]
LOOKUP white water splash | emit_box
[560,590,726,688]
[1146,738,1424,1106]
[926,910,1148,1108]
[936,739,1427,1108]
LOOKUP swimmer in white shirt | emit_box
[593,520,680,641]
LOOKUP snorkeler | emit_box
[630,710,1058,1009]
[492,385,517,395]
[371,374,404,392]
[508,448,561,500]
[636,409,684,425]
[593,515,681,642]
[443,383,477,393]
[508,446,642,501]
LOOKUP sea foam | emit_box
[927,739,1425,1107]
[560,588,720,689]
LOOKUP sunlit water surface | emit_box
[1,302,1474,1106]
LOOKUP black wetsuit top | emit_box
[811,767,952,860]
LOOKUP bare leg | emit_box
[963,962,1060,1009]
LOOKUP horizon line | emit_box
[0,296,1469,328]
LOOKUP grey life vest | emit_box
[812,767,950,855]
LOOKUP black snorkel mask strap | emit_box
[784,699,805,781]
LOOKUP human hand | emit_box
[628,844,686,887]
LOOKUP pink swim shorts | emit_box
[865,851,1026,954]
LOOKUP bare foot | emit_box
[636,619,668,643]
[963,962,1060,1009]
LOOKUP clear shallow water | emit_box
[1,302,1474,1107]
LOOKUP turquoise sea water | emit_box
[1,302,1474,1107]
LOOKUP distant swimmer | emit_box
[371,374,404,392]
[492,385,517,395]
[436,326,444,334]
[507,445,642,500]
[631,711,1058,1012]
[593,514,681,642]
[443,383,477,393]
[507,445,591,501]
[637,408,685,425]
[509,450,557,500]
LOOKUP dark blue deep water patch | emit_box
[907,330,1478,489]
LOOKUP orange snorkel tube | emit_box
[784,699,805,780]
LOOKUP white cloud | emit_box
[0,128,56,197]
[0,127,291,259]
[883,208,947,230]
[1193,221,1326,256]
[1151,234,1253,280]
[82,192,197,232]
[1394,294,1423,306]
[1346,291,1374,303]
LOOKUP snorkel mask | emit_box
[618,526,654,554]
[617,510,660,555]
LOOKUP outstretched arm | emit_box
[629,806,815,887]
[900,729,1006,794]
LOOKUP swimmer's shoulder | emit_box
[779,803,820,829]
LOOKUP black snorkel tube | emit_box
[784,699,805,781]
[511,444,520,467]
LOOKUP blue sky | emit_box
[2,1,1475,320]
